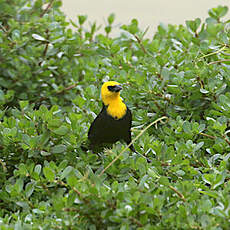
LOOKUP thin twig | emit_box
[43,29,50,57]
[99,116,168,176]
[168,185,186,202]
[56,83,78,94]
[199,132,216,139]
[208,59,230,65]
[72,187,83,197]
[0,159,7,172]
[223,135,230,145]
[54,179,83,198]
[129,216,143,227]
[153,101,162,111]
[40,0,55,17]
[200,132,230,146]
[43,42,49,57]
[63,207,79,212]
[134,34,147,54]
[0,24,8,33]
[194,159,205,167]
[0,24,13,42]
[197,45,227,61]
[32,83,77,105]
[38,30,50,66]
[161,162,170,166]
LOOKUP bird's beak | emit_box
[113,85,122,92]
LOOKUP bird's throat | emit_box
[104,97,127,119]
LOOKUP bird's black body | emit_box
[88,104,136,152]
[84,81,151,163]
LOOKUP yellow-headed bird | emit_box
[86,81,151,162]
[88,81,136,153]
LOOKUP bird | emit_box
[86,81,151,162]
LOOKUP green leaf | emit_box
[39,131,50,147]
[219,94,230,109]
[105,25,112,34]
[212,172,226,189]
[199,190,219,199]
[53,125,69,135]
[208,6,228,19]
[67,175,78,187]
[108,13,115,25]
[40,150,51,156]
[186,18,201,32]
[198,124,206,133]
[48,119,62,129]
[183,121,191,133]
[200,88,209,94]
[78,15,87,25]
[148,168,160,179]
[14,178,24,193]
[51,144,66,154]
[194,142,204,151]
[43,166,55,181]
[25,182,35,198]
[19,100,29,110]
[158,176,170,186]
[34,164,42,175]
[32,33,46,41]
[60,166,74,179]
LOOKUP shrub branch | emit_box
[199,132,216,139]
[168,185,186,202]
[40,0,55,17]
[134,35,147,54]
[208,59,230,65]
[99,116,168,176]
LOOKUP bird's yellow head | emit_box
[101,81,122,104]
[101,81,127,119]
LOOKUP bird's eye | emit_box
[107,85,122,92]
[108,86,115,91]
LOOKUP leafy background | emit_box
[0,0,230,229]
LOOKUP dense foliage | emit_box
[0,0,230,229]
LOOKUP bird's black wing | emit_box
[88,104,137,153]
[89,104,122,152]
[88,105,108,146]
[122,106,136,152]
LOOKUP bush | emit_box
[0,1,230,229]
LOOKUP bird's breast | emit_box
[106,100,127,120]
